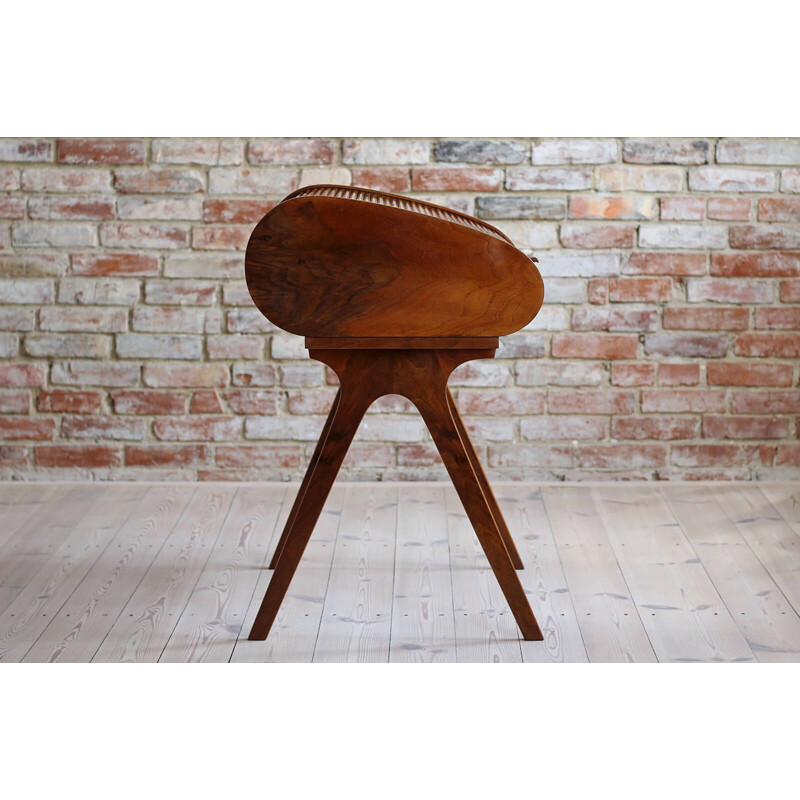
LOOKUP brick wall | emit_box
[1,137,799,481]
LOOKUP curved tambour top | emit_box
[244,185,544,338]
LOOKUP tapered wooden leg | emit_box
[446,389,524,570]
[249,387,371,640]
[412,381,543,641]
[268,389,341,570]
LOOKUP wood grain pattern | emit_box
[542,486,656,663]
[245,188,543,338]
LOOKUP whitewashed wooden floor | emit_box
[0,481,798,663]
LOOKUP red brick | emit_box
[226,389,280,414]
[776,445,800,467]
[609,277,673,302]
[645,334,728,358]
[688,278,775,304]
[72,253,159,276]
[0,418,56,440]
[35,444,122,468]
[661,197,704,220]
[702,416,789,440]
[641,390,726,413]
[757,198,800,222]
[51,361,140,387]
[624,252,706,276]
[28,195,115,220]
[111,390,187,415]
[0,445,29,468]
[397,444,441,467]
[611,363,655,386]
[612,416,699,440]
[587,278,608,304]
[58,139,145,165]
[754,307,800,330]
[663,306,749,330]
[458,389,545,415]
[708,197,750,221]
[153,417,241,441]
[571,308,658,331]
[734,333,800,357]
[411,168,502,192]
[207,335,262,361]
[192,226,250,250]
[0,391,29,413]
[287,390,337,415]
[711,253,800,278]
[101,222,189,249]
[125,444,210,467]
[672,444,759,467]
[248,139,335,165]
[731,391,800,414]
[569,194,657,220]
[707,362,794,386]
[0,197,26,218]
[215,444,303,468]
[62,416,145,440]
[730,225,800,250]
[549,391,634,415]
[658,364,700,386]
[521,416,607,440]
[0,364,46,387]
[780,280,800,303]
[38,390,103,413]
[552,334,637,360]
[202,198,277,223]
[350,168,410,193]
[342,444,394,469]
[145,280,216,306]
[190,390,223,413]
[577,444,667,469]
[560,223,635,249]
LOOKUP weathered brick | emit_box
[612,416,699,440]
[396,444,440,468]
[491,220,558,250]
[0,333,19,357]
[116,333,202,360]
[561,223,635,249]
[776,445,800,467]
[0,445,30,467]
[782,169,800,193]
[754,307,800,330]
[688,167,777,192]
[641,389,727,413]
[596,166,684,192]
[663,306,749,330]
[101,222,189,249]
[587,278,608,304]
[578,444,667,469]
[111,390,187,415]
[708,197,750,221]
[215,444,302,469]
[113,168,204,194]
[717,138,800,165]
[0,390,29,413]
[525,306,570,331]
[25,333,111,359]
[672,444,759,468]
[220,282,253,306]
[39,307,127,332]
[0,139,53,162]
[219,389,279,415]
[126,444,210,467]
[496,333,546,358]
[342,139,429,165]
[639,223,726,249]
[644,333,727,358]
[0,417,56,440]
[207,335,263,360]
[624,252,706,276]
[409,194,474,215]
[51,361,140,387]
[462,417,514,442]
[153,417,241,441]
[734,333,800,358]
[572,307,659,332]
[506,167,592,191]
[62,415,145,441]
[611,363,655,386]
[729,225,800,250]
[58,278,139,306]
[21,167,112,193]
[780,280,800,302]
[248,139,335,165]
[72,253,159,276]
[271,333,308,359]
[0,197,27,219]
[132,306,208,333]
[731,391,800,414]
[143,363,229,388]
[341,443,394,469]
[547,278,588,303]
[231,363,277,387]
[192,226,250,250]
[515,361,604,387]
[521,415,606,440]
[658,363,700,386]
[298,168,352,188]
[38,390,103,413]
[58,139,145,165]
[660,197,705,221]
[208,167,298,194]
[151,139,243,165]
[412,168,502,192]
[0,168,19,190]
[609,277,673,302]
[687,279,775,304]
[349,168,410,193]
[117,196,203,220]
[434,139,527,164]
[623,139,708,165]
[552,333,637,360]
[549,391,634,415]
[536,252,621,278]
[164,253,242,279]
[457,389,545,415]
[703,416,789,440]
[34,444,122,468]
[280,363,323,388]
[1,254,68,278]
[0,279,54,304]
[569,194,657,220]
[0,308,35,331]
[711,252,800,278]
[189,390,223,414]
[531,139,617,164]
[476,195,566,220]
[13,222,98,248]
[202,198,277,223]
